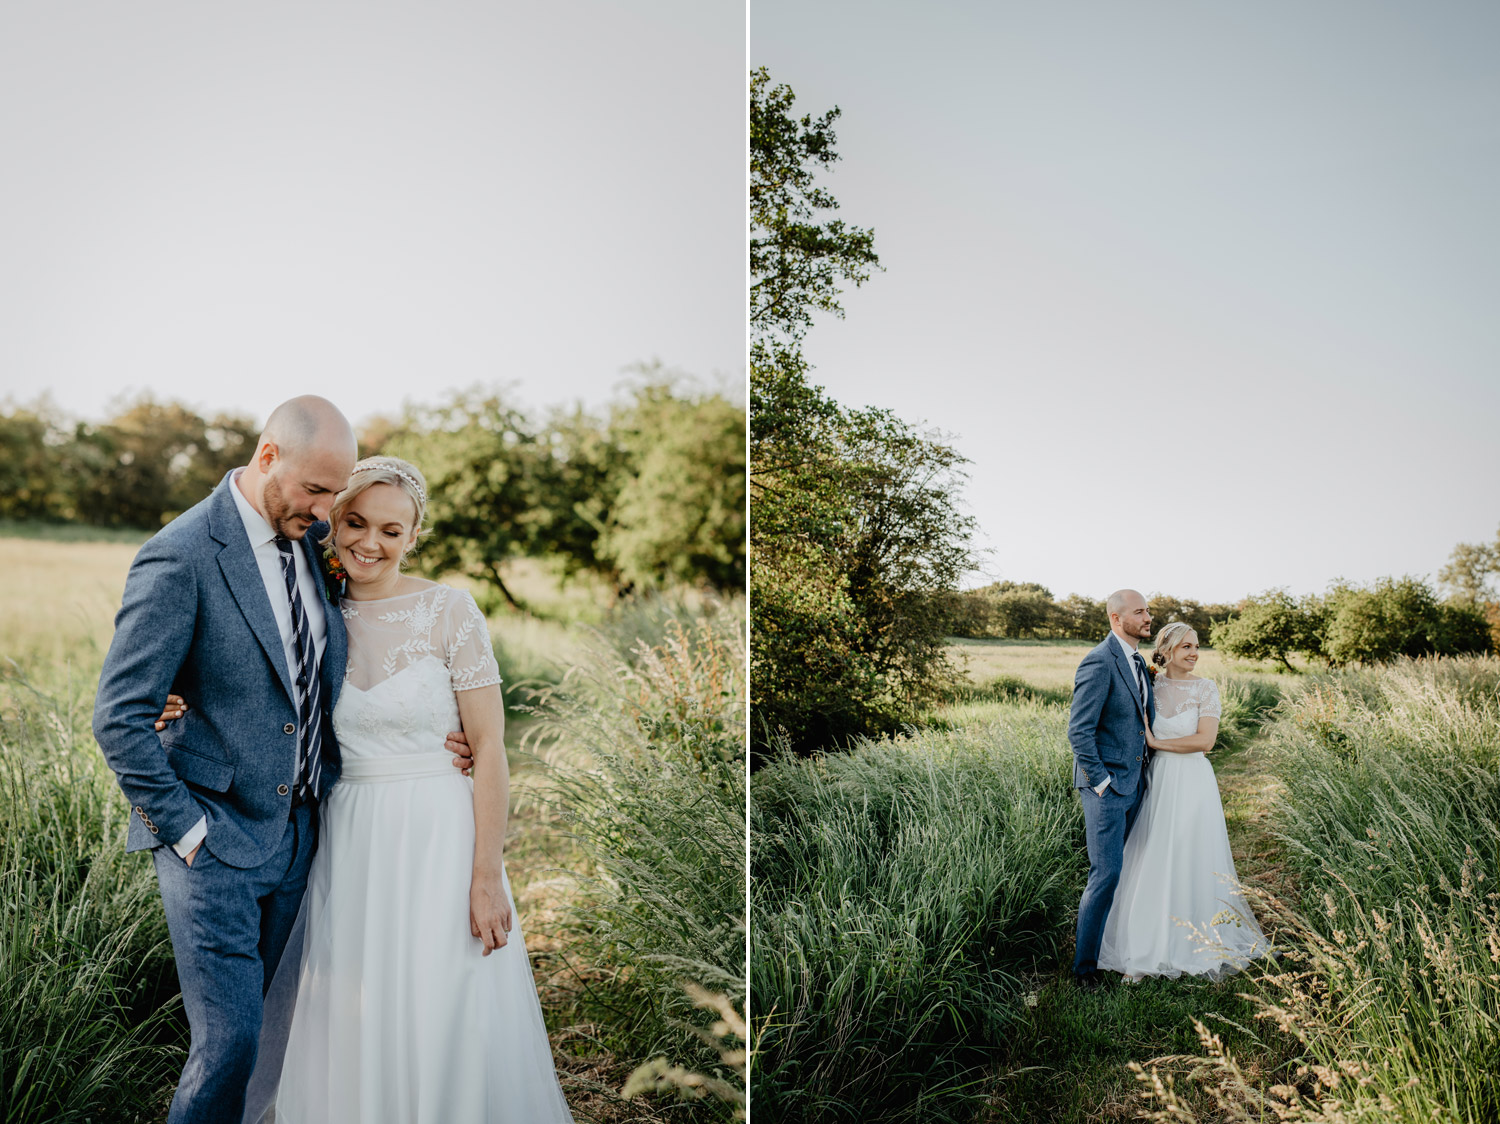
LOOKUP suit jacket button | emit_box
[1136,756,1141,761]
[277,784,290,796]
[134,805,144,814]
[149,825,159,834]
[284,723,296,735]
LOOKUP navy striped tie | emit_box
[275,537,322,802]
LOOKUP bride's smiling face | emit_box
[1167,633,1200,676]
[334,483,419,587]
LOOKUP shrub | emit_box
[529,597,746,1111]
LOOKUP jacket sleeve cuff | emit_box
[173,816,207,858]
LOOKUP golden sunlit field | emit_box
[946,635,1306,694]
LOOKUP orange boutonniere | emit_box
[319,545,347,602]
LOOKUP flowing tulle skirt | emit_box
[261,755,574,1123]
[1097,751,1269,979]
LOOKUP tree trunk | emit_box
[486,561,524,612]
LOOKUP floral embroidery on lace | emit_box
[331,585,502,753]
[1152,677,1222,721]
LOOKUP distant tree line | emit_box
[0,375,744,604]
[953,582,1238,645]
[1216,578,1491,668]
[0,398,259,529]
[955,575,1493,669]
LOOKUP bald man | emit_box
[1067,588,1157,990]
[93,397,460,1122]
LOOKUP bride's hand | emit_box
[469,873,513,956]
[155,694,189,731]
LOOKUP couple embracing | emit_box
[92,396,574,1123]
[1069,589,1269,988]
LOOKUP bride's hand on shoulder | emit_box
[469,871,513,956]
[154,694,188,731]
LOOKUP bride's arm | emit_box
[1145,717,1219,754]
[456,682,513,955]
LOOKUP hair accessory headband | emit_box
[351,460,427,504]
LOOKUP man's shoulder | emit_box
[1080,636,1117,664]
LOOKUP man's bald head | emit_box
[1107,588,1152,645]
[260,395,357,464]
[239,396,358,539]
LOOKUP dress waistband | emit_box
[338,752,457,784]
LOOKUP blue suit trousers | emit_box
[151,804,318,1124]
[1072,782,1145,977]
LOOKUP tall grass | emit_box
[0,667,182,1122]
[751,702,1084,1123]
[527,596,746,1117]
[1136,656,1500,1123]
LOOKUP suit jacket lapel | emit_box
[208,475,297,707]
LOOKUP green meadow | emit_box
[751,638,1500,1124]
[0,531,744,1123]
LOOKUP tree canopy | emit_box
[750,72,972,759]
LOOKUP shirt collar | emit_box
[230,467,278,549]
[1112,630,1141,668]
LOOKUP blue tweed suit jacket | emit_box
[1067,635,1157,796]
[93,472,346,869]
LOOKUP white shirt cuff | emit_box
[1092,775,1112,796]
[173,816,207,858]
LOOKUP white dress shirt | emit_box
[1093,632,1148,796]
[174,470,329,856]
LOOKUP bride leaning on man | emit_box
[93,395,574,1123]
[1070,589,1270,990]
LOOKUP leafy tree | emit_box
[382,390,561,609]
[1439,534,1500,605]
[599,382,746,591]
[385,381,744,609]
[0,402,69,520]
[1323,576,1490,666]
[750,68,880,347]
[960,582,1058,639]
[752,355,973,755]
[1214,589,1325,670]
[69,398,255,528]
[1055,593,1109,640]
[1146,594,1238,647]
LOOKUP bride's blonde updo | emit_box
[1150,621,1197,668]
[326,456,429,543]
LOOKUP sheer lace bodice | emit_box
[332,585,502,761]
[1150,676,1221,741]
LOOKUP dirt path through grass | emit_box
[1212,722,1293,904]
[971,673,1299,1124]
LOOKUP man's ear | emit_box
[256,440,279,472]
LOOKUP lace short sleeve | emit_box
[442,590,503,692]
[1199,679,1222,719]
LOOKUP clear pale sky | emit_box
[754,1,1500,603]
[0,1,744,429]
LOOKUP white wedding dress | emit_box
[252,585,574,1123]
[1096,676,1268,979]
